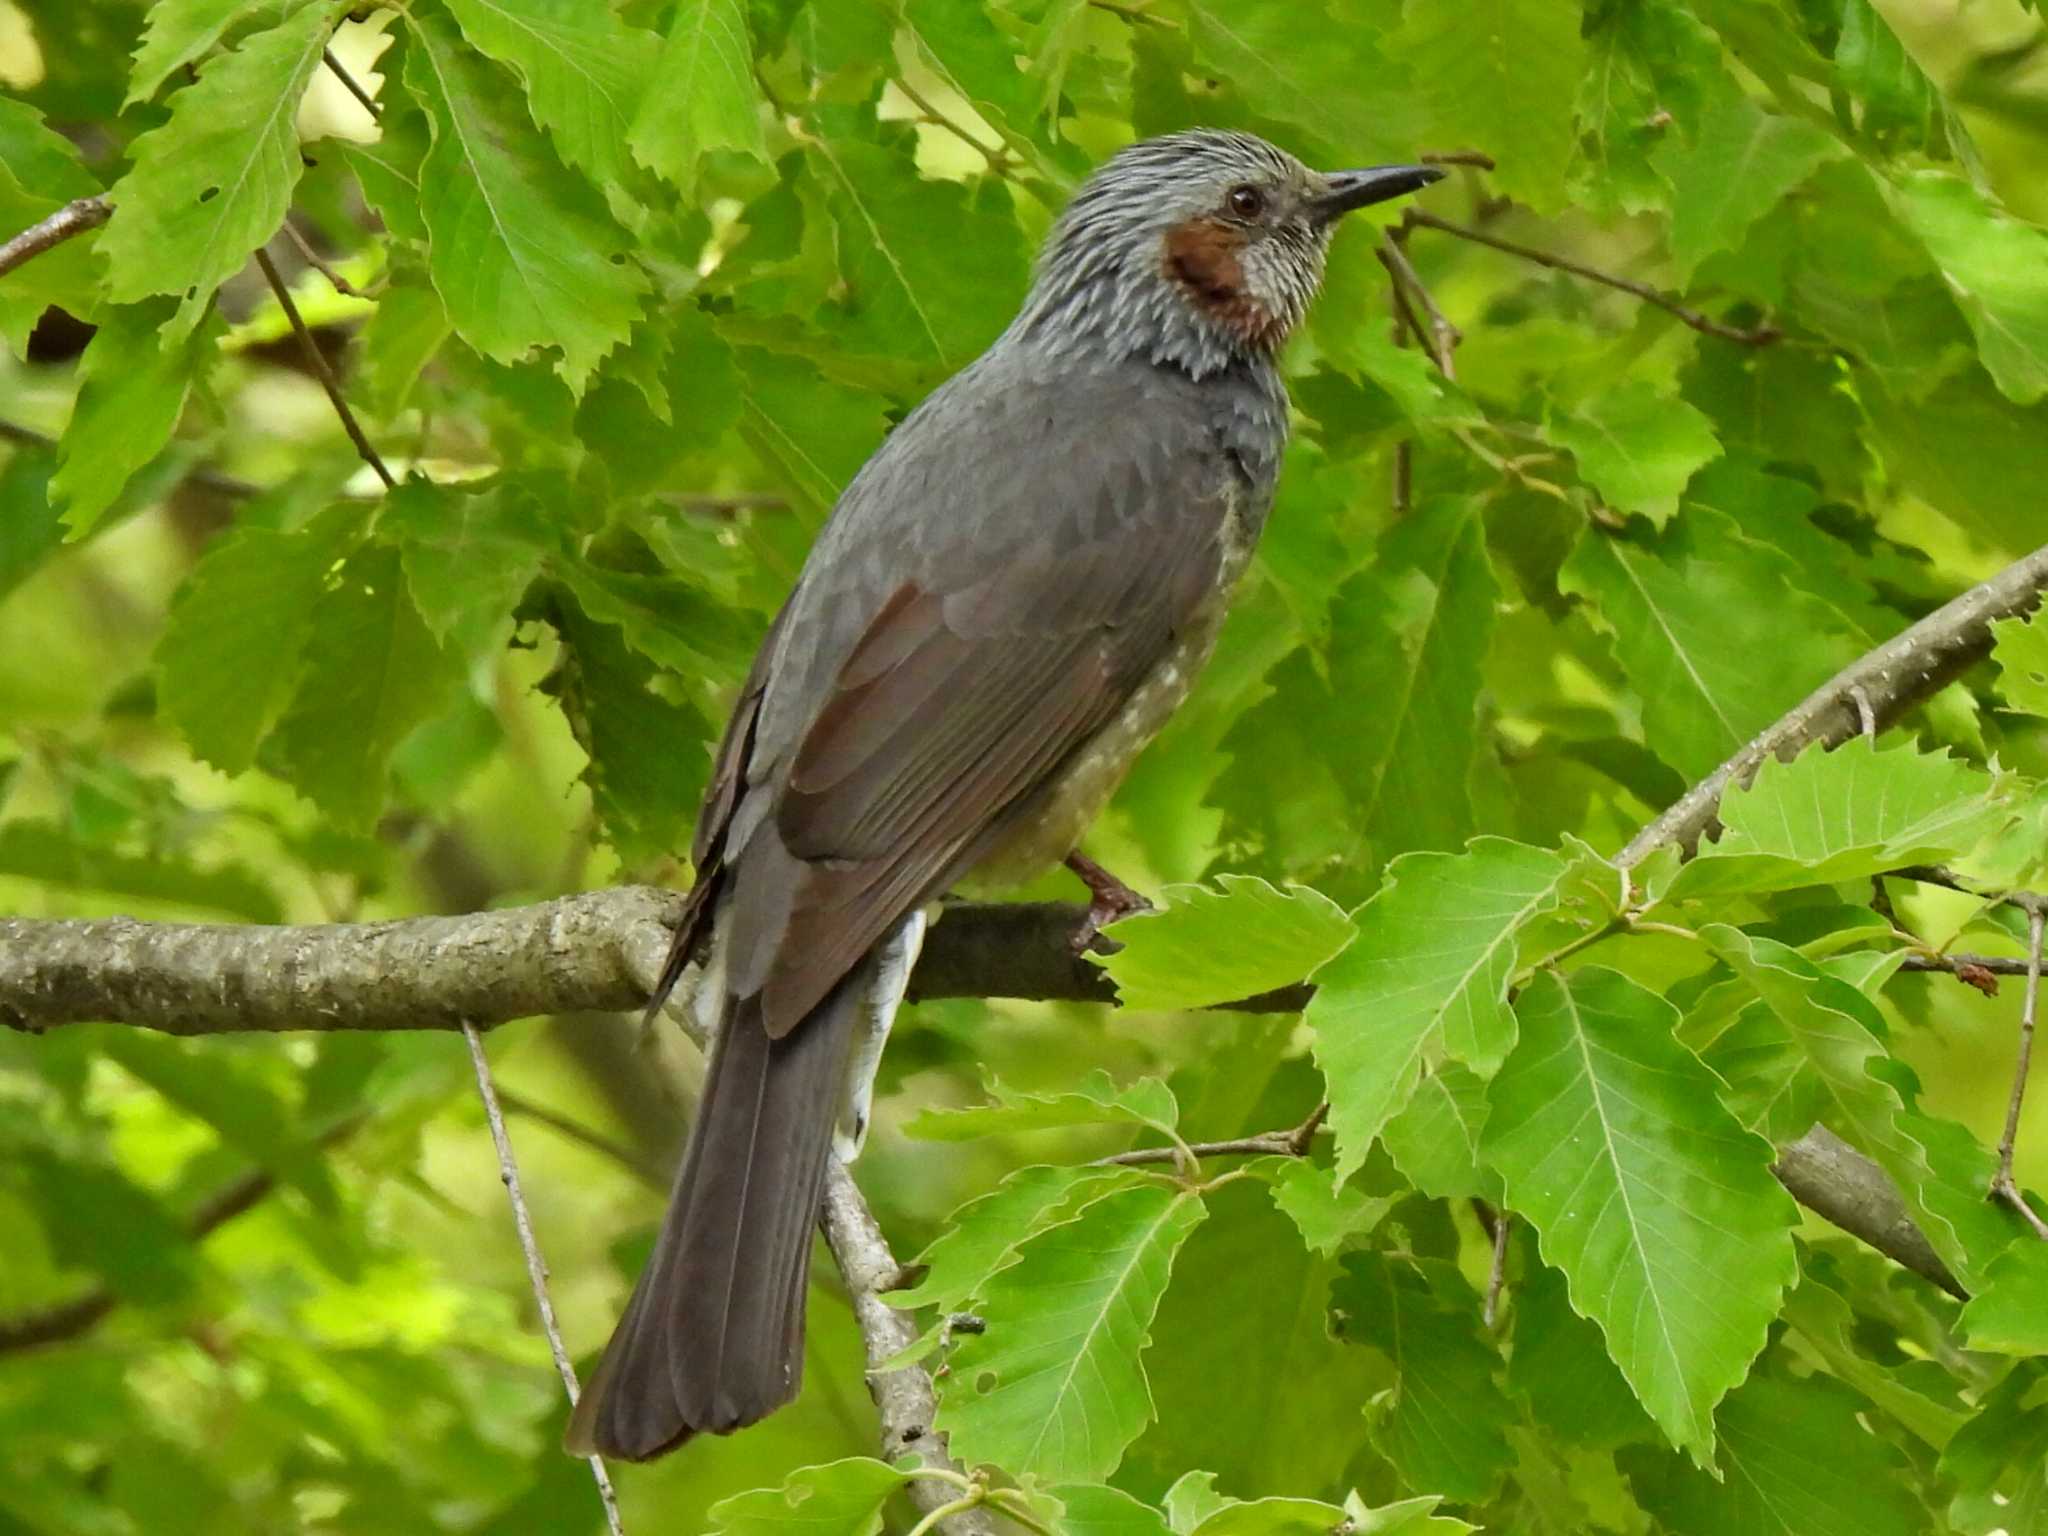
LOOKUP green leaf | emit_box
[1324,498,1498,870]
[100,0,344,339]
[126,0,286,106]
[1127,1180,1388,1498]
[404,7,647,391]
[1335,1254,1514,1502]
[1183,1,1420,168]
[1308,836,1610,1181]
[1622,1368,1926,1536]
[890,1163,1141,1312]
[1959,1241,2048,1355]
[1380,1064,1499,1202]
[937,1182,1208,1482]
[547,597,709,859]
[1481,968,1799,1460]
[706,1459,908,1536]
[266,543,462,830]
[1778,1266,1963,1450]
[1667,738,2009,899]
[905,1071,1180,1143]
[157,507,363,774]
[1939,1361,2048,1534]
[1652,88,1838,279]
[1392,0,1585,213]
[441,0,658,186]
[378,478,554,653]
[1189,1500,1354,1536]
[1509,1258,1658,1449]
[1090,875,1353,1012]
[354,272,452,419]
[9,1147,197,1306]
[1889,170,2048,407]
[1548,381,1722,527]
[1263,1159,1389,1256]
[902,0,1037,136]
[1560,511,1857,781]
[1861,370,2048,553]
[49,300,213,534]
[0,99,105,345]
[1049,1485,1173,1536]
[1992,607,2048,720]
[628,0,766,194]
[0,821,281,923]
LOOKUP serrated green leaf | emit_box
[1778,1268,1963,1449]
[1379,1064,1499,1203]
[1622,1369,1925,1536]
[1939,1360,2048,1534]
[1668,738,2009,898]
[1861,370,2048,553]
[890,1163,1141,1312]
[548,597,709,859]
[126,0,287,106]
[1549,381,1721,527]
[1958,1235,2048,1354]
[1560,511,1857,782]
[101,0,344,339]
[1509,1258,1657,1449]
[1128,1180,1387,1497]
[1325,498,1498,869]
[1162,1473,1232,1535]
[1091,875,1353,1012]
[0,821,281,923]
[1263,1158,1389,1255]
[1992,607,2048,720]
[905,1071,1179,1143]
[379,478,554,653]
[1392,0,1584,214]
[354,272,451,419]
[442,0,657,186]
[157,507,363,774]
[11,1147,197,1306]
[0,99,104,345]
[1336,1253,1514,1502]
[629,0,766,193]
[266,543,462,830]
[404,7,646,391]
[1182,0,1419,168]
[1309,836,1609,1181]
[1890,170,2048,407]
[49,300,213,534]
[1481,968,1799,1460]
[1652,88,1838,279]
[937,1182,1207,1482]
[902,0,1038,134]
[1049,1484,1173,1536]
[706,1458,908,1536]
[1188,1499,1353,1536]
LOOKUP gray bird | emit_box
[565,129,1441,1461]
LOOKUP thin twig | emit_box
[1902,952,2037,980]
[892,76,1013,176]
[1405,208,1781,347]
[284,217,366,299]
[253,245,396,489]
[1378,236,1459,378]
[1420,149,1497,171]
[1098,1103,1330,1167]
[1087,0,1178,27]
[1992,910,2048,1240]
[0,195,110,280]
[496,1088,667,1189]
[322,48,381,119]
[1484,1210,1512,1328]
[461,1022,626,1536]
[1889,865,2048,919]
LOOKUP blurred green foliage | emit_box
[4,0,2048,1531]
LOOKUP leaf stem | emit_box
[904,1490,986,1536]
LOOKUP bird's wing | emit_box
[715,371,1240,1036]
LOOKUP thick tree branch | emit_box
[1619,538,2048,865]
[1773,1126,1966,1299]
[0,195,109,280]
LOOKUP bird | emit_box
[564,129,1442,1461]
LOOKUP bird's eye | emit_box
[1226,184,1266,220]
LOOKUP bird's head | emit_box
[1015,130,1442,377]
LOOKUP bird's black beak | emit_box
[1311,164,1445,222]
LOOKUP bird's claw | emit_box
[1064,851,1154,953]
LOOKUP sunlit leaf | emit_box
[1091,874,1353,1012]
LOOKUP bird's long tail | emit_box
[563,975,864,1461]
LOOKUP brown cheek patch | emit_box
[1160,217,1285,350]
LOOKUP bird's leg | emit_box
[1064,850,1154,953]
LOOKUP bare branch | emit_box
[1774,1126,1967,1300]
[1620,538,2048,865]
[1405,207,1781,347]
[253,245,396,489]
[284,217,368,299]
[0,195,110,281]
[1378,234,1459,378]
[322,47,381,120]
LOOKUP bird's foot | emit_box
[1064,851,1154,953]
